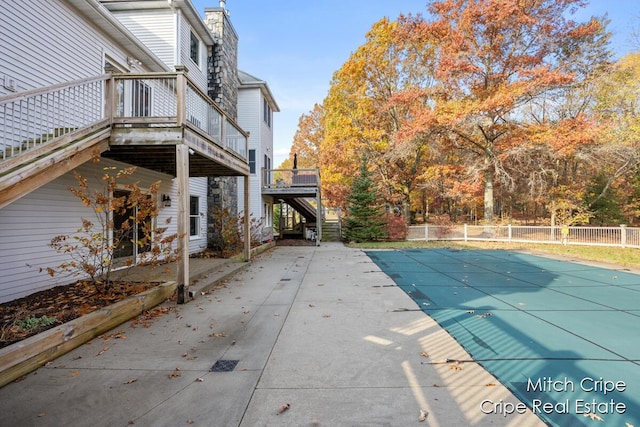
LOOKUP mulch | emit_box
[0,280,159,349]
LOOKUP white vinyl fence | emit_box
[407,224,640,248]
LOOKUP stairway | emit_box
[0,122,111,209]
[321,220,341,242]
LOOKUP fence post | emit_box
[508,224,512,243]
[621,224,627,248]
[425,225,428,241]
[464,224,468,242]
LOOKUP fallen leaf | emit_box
[420,352,429,358]
[38,413,46,417]
[124,378,138,384]
[101,330,126,341]
[322,314,331,318]
[210,332,227,338]
[277,403,291,414]
[419,409,428,422]
[187,420,194,424]
[485,383,496,387]
[96,346,109,356]
[195,377,204,382]
[71,371,79,377]
[168,371,181,379]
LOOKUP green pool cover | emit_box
[366,249,640,427]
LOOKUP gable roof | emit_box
[238,70,280,112]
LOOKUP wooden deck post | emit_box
[176,144,190,303]
[244,173,251,262]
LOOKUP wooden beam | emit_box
[0,281,176,388]
[244,173,251,262]
[175,144,190,303]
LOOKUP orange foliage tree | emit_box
[397,0,610,223]
[320,18,438,214]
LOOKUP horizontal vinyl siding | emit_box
[0,159,179,303]
[237,89,260,217]
[178,13,208,92]
[0,0,127,96]
[111,10,176,69]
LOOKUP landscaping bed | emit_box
[0,280,177,388]
[0,280,161,350]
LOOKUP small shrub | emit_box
[43,159,178,294]
[17,315,57,331]
[385,214,408,241]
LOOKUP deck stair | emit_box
[321,220,341,242]
[0,122,111,209]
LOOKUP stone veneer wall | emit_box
[204,7,238,120]
[204,7,240,249]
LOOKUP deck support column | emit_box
[176,144,190,303]
[244,173,251,261]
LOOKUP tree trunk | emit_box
[484,168,494,224]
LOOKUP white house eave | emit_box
[67,0,170,71]
[100,0,215,45]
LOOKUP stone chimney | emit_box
[204,7,238,120]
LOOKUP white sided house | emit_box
[236,70,280,242]
[0,0,251,304]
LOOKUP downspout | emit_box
[169,0,180,67]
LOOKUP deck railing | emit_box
[0,75,108,160]
[111,71,247,158]
[262,168,320,189]
[0,71,247,163]
[407,224,640,248]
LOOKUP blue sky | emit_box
[193,1,640,167]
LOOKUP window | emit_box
[190,196,199,237]
[249,149,256,174]
[190,31,200,65]
[263,98,271,127]
[264,154,271,184]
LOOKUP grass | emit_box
[347,240,640,269]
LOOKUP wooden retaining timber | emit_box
[0,281,177,388]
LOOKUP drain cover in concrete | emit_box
[210,360,239,372]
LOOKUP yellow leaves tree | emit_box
[320,18,437,213]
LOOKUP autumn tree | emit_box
[589,52,640,223]
[320,18,437,212]
[288,103,324,169]
[399,0,609,223]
